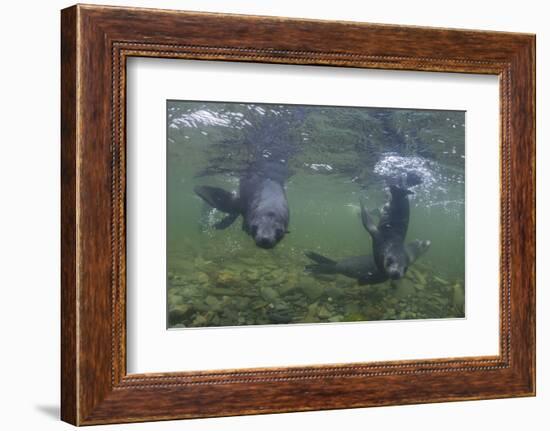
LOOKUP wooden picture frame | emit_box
[61,4,535,425]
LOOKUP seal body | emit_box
[304,239,430,285]
[194,161,289,249]
[361,185,418,279]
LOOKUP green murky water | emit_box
[167,101,465,328]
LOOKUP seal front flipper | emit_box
[359,199,380,240]
[214,213,240,230]
[194,185,241,229]
[194,185,241,213]
[357,271,388,285]
[405,239,431,264]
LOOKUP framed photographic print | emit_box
[61,4,535,425]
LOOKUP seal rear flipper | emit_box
[194,185,241,214]
[214,212,240,230]
[304,251,337,265]
[304,251,339,275]
[359,200,380,239]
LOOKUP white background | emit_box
[127,59,499,373]
[0,0,546,430]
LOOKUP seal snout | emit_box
[255,236,276,249]
[388,268,404,280]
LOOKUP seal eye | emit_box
[275,228,284,239]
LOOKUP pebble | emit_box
[168,305,192,326]
[167,250,463,328]
[216,270,238,286]
[301,283,324,301]
[205,295,222,311]
[196,272,209,284]
[325,286,344,299]
[260,286,279,302]
[192,314,208,326]
[317,306,332,319]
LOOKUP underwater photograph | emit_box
[166,100,465,329]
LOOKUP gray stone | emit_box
[168,304,192,326]
[318,306,332,319]
[260,286,279,302]
[301,282,324,301]
[205,295,222,311]
[325,286,344,299]
[192,314,208,326]
[196,272,209,284]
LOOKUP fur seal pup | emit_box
[304,239,431,285]
[361,184,418,279]
[194,161,290,249]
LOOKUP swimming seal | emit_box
[361,184,417,279]
[304,239,431,285]
[194,161,290,249]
